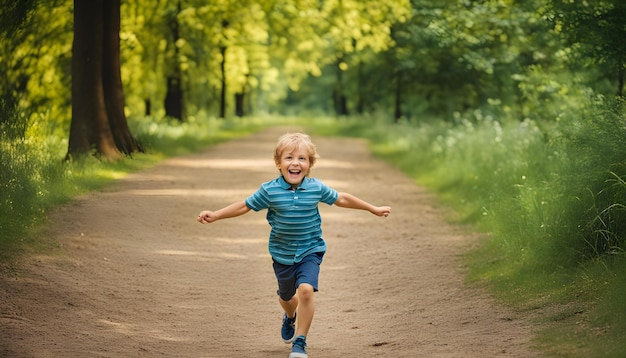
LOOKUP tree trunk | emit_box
[219,44,227,119]
[67,0,119,160]
[618,66,624,98]
[165,75,183,120]
[394,71,402,122]
[144,98,151,116]
[356,60,364,114]
[164,1,184,121]
[102,0,142,154]
[334,61,349,116]
[235,92,244,117]
[219,19,229,119]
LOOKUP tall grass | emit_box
[0,114,287,260]
[309,100,626,357]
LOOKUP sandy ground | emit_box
[0,127,541,357]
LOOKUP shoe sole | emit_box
[288,353,307,358]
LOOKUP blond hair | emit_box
[274,132,319,176]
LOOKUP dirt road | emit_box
[0,127,540,357]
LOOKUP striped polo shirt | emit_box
[245,175,339,265]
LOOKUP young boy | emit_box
[197,132,391,358]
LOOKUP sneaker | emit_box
[281,313,297,343]
[288,335,307,358]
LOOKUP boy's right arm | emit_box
[197,200,251,224]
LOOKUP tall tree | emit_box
[219,19,228,119]
[103,0,143,154]
[68,0,119,160]
[67,0,141,160]
[164,0,184,120]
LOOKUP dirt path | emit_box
[1,127,540,357]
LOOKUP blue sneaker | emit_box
[288,335,307,358]
[281,313,296,343]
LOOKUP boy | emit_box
[197,132,391,358]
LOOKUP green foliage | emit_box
[114,0,411,118]
[1,0,73,132]
[4,0,623,123]
[0,122,67,256]
[543,103,626,262]
[307,95,626,356]
[0,0,38,37]
[548,0,626,96]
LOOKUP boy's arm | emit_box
[334,192,391,217]
[197,200,251,224]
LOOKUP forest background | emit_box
[1,0,625,357]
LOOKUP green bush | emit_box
[555,101,626,260]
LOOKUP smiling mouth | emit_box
[288,169,301,175]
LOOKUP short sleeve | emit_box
[245,185,270,212]
[319,181,338,206]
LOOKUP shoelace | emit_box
[284,317,295,326]
[293,338,306,350]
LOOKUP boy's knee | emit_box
[297,284,314,301]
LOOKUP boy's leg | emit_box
[279,294,298,343]
[294,283,314,337]
[279,294,298,318]
[275,262,299,343]
[291,253,323,339]
[273,252,323,351]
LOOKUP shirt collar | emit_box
[278,175,311,190]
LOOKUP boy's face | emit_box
[276,146,311,189]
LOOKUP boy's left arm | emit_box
[334,192,391,217]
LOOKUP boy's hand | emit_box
[374,206,391,217]
[197,211,218,224]
[196,201,250,224]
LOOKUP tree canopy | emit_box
[1,0,623,154]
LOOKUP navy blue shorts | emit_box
[273,252,324,301]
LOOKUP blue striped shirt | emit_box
[245,175,338,265]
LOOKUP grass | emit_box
[305,103,626,357]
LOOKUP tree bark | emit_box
[102,0,142,154]
[219,19,229,119]
[394,71,402,122]
[356,59,364,114]
[618,66,624,98]
[165,75,183,120]
[219,44,227,119]
[164,0,184,121]
[67,0,120,160]
[334,61,349,116]
[144,98,151,116]
[235,92,244,117]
